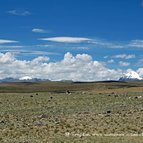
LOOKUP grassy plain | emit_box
[0,81,143,142]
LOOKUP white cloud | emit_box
[38,37,143,48]
[0,52,15,63]
[90,38,143,49]
[0,45,22,48]
[40,37,91,43]
[137,68,143,77]
[107,59,115,64]
[128,40,143,48]
[72,47,89,50]
[30,56,49,64]
[111,54,136,59]
[25,51,59,56]
[0,39,18,44]
[7,9,31,16]
[32,28,47,33]
[0,49,59,56]
[89,39,125,49]
[119,61,130,67]
[37,44,53,48]
[0,52,123,81]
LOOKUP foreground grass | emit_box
[0,82,143,142]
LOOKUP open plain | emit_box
[0,81,143,143]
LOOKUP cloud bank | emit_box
[0,52,125,81]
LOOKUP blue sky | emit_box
[0,0,143,80]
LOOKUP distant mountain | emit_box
[0,77,20,83]
[19,76,32,80]
[0,77,51,83]
[119,70,142,81]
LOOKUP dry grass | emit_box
[0,81,143,142]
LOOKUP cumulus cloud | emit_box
[137,68,143,77]
[7,9,31,16]
[0,52,15,63]
[32,28,47,33]
[0,39,18,44]
[0,52,123,81]
[40,37,91,43]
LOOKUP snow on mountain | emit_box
[19,76,33,80]
[0,76,51,82]
[119,70,142,81]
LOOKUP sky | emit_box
[0,0,143,81]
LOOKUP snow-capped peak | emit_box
[19,76,32,80]
[125,70,142,79]
[119,70,142,81]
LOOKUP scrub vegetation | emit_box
[0,81,143,143]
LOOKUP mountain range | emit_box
[0,71,142,83]
[0,77,50,83]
